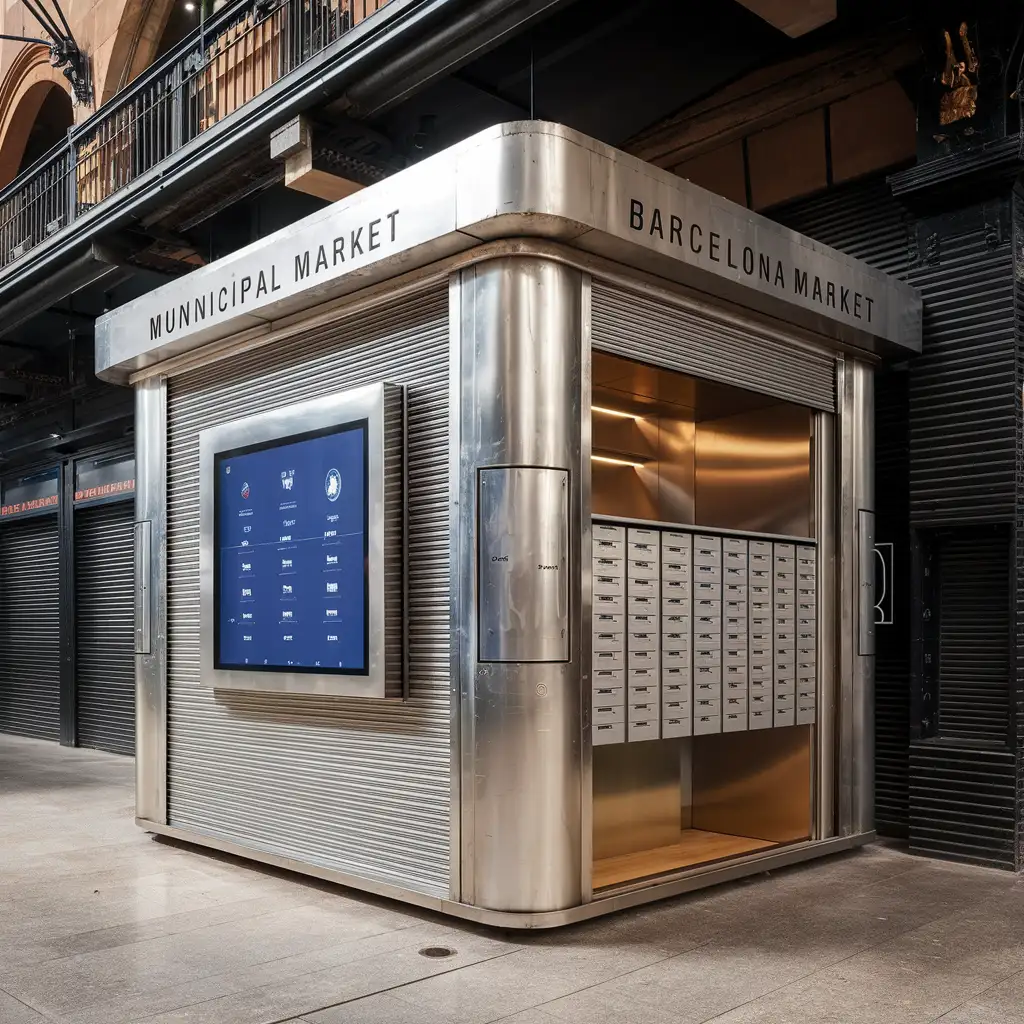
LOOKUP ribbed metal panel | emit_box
[935,528,1010,744]
[906,221,1014,525]
[770,176,911,279]
[770,176,914,838]
[165,285,451,898]
[75,501,136,755]
[874,369,910,837]
[909,743,1015,868]
[0,515,60,741]
[591,282,836,412]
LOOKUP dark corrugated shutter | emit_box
[909,745,1015,869]
[0,515,60,740]
[75,501,135,755]
[874,369,911,837]
[934,527,1010,744]
[906,209,1015,525]
[768,176,912,278]
[772,175,912,838]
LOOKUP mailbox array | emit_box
[591,521,817,747]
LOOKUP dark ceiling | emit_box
[375,0,787,157]
[374,0,917,160]
[0,0,920,431]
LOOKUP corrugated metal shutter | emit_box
[906,208,1015,525]
[873,369,910,837]
[934,527,1010,744]
[773,176,912,839]
[0,515,60,741]
[769,176,912,279]
[591,281,836,411]
[75,501,135,755]
[166,285,451,899]
[909,744,1015,869]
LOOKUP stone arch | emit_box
[0,45,73,188]
[100,0,192,105]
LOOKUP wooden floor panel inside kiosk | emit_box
[594,830,776,890]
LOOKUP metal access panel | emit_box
[478,466,570,663]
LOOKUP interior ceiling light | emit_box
[591,454,645,468]
[591,405,637,419]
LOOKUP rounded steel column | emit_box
[455,255,583,913]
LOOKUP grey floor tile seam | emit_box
[125,947,525,1024]
[0,985,44,1019]
[687,900,982,1024]
[0,889,405,977]
[926,968,1024,1023]
[1,915,428,1020]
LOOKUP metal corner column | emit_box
[837,358,876,836]
[448,271,464,904]
[135,376,168,824]
[457,255,584,914]
[813,408,836,839]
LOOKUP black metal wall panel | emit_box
[773,176,912,837]
[932,527,1011,744]
[874,369,911,836]
[905,204,1015,525]
[769,176,912,278]
[74,501,135,755]
[909,744,1016,868]
[0,515,60,740]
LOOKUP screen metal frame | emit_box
[199,383,390,696]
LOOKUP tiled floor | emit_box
[3,736,1024,1024]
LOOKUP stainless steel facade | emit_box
[164,287,453,898]
[96,123,921,384]
[456,258,584,913]
[112,123,920,926]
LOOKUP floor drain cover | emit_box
[418,946,456,958]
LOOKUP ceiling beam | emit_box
[734,0,835,38]
[624,31,922,168]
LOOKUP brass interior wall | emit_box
[592,742,683,860]
[591,352,812,532]
[691,727,814,843]
[694,405,811,537]
[591,353,695,522]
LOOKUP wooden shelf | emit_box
[593,830,777,890]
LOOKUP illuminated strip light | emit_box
[591,405,637,419]
[591,454,645,468]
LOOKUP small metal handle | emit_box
[135,520,152,655]
[857,509,876,656]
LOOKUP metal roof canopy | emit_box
[95,121,922,383]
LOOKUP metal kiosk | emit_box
[97,122,921,928]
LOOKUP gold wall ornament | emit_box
[939,21,979,126]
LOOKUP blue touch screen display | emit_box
[214,421,368,674]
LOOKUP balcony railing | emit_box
[0,0,392,272]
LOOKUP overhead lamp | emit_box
[591,405,637,419]
[591,454,645,469]
[184,2,196,9]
